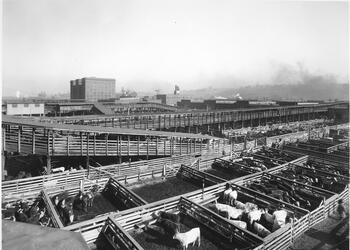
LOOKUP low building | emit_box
[115,96,141,104]
[177,99,249,110]
[3,101,45,116]
[156,94,189,106]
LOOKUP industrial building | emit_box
[70,77,116,102]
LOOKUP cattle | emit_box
[229,220,247,230]
[155,211,181,224]
[226,206,245,220]
[84,185,100,208]
[210,201,244,220]
[252,221,271,237]
[73,191,89,212]
[15,208,28,222]
[228,189,238,206]
[173,227,200,250]
[223,184,233,204]
[262,210,275,225]
[233,200,246,210]
[158,218,181,237]
[58,199,74,226]
[245,202,258,212]
[272,208,288,231]
[247,209,263,226]
[51,167,65,174]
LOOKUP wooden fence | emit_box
[41,189,64,228]
[2,154,197,198]
[283,145,349,164]
[105,177,148,209]
[177,164,227,187]
[101,217,144,250]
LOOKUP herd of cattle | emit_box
[2,199,51,226]
[141,211,201,250]
[141,183,292,249]
[208,184,291,238]
[274,162,346,193]
[225,119,333,143]
[213,147,298,175]
[52,185,100,226]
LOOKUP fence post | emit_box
[162,164,166,177]
[202,178,205,200]
[80,180,84,192]
[290,218,294,245]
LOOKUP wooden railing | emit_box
[283,145,349,164]
[178,164,227,186]
[106,177,148,208]
[102,217,144,250]
[41,189,64,228]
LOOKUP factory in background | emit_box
[156,85,189,106]
[70,77,116,102]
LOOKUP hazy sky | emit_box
[2,0,349,96]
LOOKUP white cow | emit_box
[173,227,200,250]
[245,202,258,212]
[248,209,263,226]
[227,207,244,220]
[229,220,247,230]
[52,167,65,174]
[223,187,233,204]
[211,202,244,219]
[253,221,271,237]
[233,200,246,210]
[228,190,238,206]
[272,209,288,231]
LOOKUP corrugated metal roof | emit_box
[2,115,217,139]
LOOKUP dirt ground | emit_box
[130,176,201,203]
[290,200,349,250]
[204,168,247,180]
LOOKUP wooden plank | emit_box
[102,217,144,250]
[41,189,64,228]
[32,128,35,154]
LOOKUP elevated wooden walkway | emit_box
[2,116,221,157]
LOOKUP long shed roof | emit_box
[2,115,217,139]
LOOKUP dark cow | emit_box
[155,211,181,224]
[158,218,181,237]
[58,199,74,226]
[73,185,100,212]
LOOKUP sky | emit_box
[2,0,349,96]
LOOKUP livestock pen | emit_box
[50,177,147,227]
[203,183,310,250]
[129,162,221,203]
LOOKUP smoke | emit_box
[269,61,341,86]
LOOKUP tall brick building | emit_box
[70,77,116,102]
